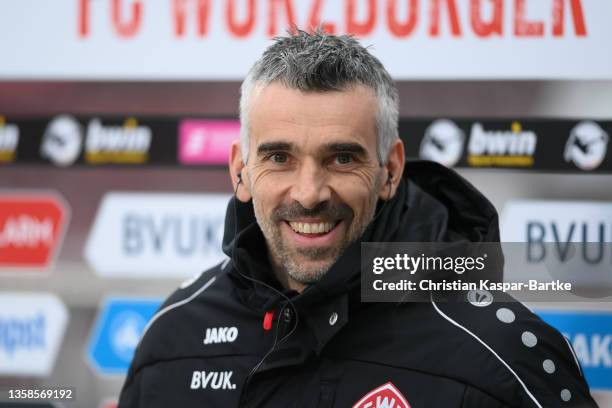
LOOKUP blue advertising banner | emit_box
[537,310,612,391]
[87,298,161,376]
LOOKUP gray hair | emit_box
[239,29,399,164]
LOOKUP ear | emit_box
[378,139,405,200]
[229,140,252,202]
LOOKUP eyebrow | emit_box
[256,140,370,158]
[256,142,295,155]
[323,142,368,157]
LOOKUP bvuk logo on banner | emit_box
[501,200,612,243]
[537,310,612,390]
[84,193,230,278]
[87,298,161,376]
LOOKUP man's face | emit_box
[242,83,385,288]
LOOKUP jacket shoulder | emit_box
[127,259,236,368]
[430,290,596,407]
[159,258,230,309]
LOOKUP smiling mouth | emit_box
[287,221,340,235]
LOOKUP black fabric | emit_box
[119,160,598,408]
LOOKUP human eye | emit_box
[267,152,289,164]
[333,152,354,165]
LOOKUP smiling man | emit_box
[234,80,403,293]
[119,31,598,408]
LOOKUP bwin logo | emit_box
[419,119,465,167]
[564,121,609,171]
[41,115,83,167]
[203,327,238,345]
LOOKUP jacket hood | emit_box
[222,160,500,309]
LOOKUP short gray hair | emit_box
[239,29,399,164]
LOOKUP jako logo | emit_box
[41,115,83,167]
[467,290,493,307]
[567,332,612,370]
[564,121,609,171]
[190,371,236,390]
[537,311,612,390]
[353,382,411,408]
[85,117,151,164]
[468,121,537,167]
[419,119,464,167]
[203,327,238,345]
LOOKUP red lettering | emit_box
[227,0,256,37]
[308,0,335,34]
[174,0,188,36]
[173,0,211,37]
[429,0,462,37]
[112,0,143,38]
[514,0,543,37]
[552,0,587,37]
[471,0,502,37]
[347,0,377,36]
[387,0,418,38]
[78,0,90,38]
[268,0,297,37]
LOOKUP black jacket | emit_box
[119,161,597,408]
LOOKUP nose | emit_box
[289,160,331,209]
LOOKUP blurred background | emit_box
[1,1,611,407]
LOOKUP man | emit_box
[119,31,598,407]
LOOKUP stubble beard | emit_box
[253,180,382,287]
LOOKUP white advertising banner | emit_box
[500,200,612,295]
[84,192,230,278]
[501,200,612,243]
[0,0,611,80]
[0,293,69,377]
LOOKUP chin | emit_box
[286,260,334,285]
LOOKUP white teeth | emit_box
[289,221,335,234]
